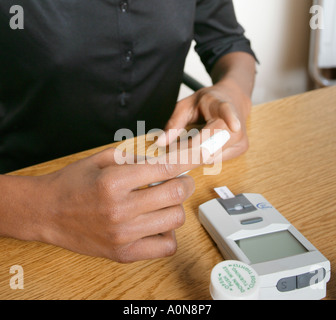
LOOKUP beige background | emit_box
[180,0,312,104]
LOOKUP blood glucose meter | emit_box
[199,192,331,300]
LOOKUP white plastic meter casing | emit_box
[199,193,331,300]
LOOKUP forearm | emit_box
[0,174,50,241]
[211,51,256,96]
[210,52,257,119]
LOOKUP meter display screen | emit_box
[236,230,308,264]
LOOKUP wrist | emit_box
[0,173,57,242]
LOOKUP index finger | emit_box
[111,127,232,189]
[116,149,202,189]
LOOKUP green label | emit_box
[217,263,257,294]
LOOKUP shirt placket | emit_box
[117,0,134,114]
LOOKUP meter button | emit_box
[276,276,297,292]
[297,268,326,289]
[241,217,263,225]
[217,194,257,215]
[234,204,244,211]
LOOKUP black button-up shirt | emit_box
[0,0,255,173]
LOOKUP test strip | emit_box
[214,186,235,199]
[200,130,231,155]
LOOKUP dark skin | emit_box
[0,52,256,263]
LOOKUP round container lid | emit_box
[210,260,260,300]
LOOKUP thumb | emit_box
[156,95,196,147]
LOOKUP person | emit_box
[0,0,256,263]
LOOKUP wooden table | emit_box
[0,87,335,300]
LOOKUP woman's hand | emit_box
[156,52,256,162]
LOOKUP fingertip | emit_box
[155,132,168,147]
[155,128,185,147]
[230,115,241,133]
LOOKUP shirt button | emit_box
[119,1,129,13]
[119,92,129,106]
[125,50,133,63]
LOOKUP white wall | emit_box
[179,0,312,105]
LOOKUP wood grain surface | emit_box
[0,87,335,300]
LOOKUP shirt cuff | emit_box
[195,37,259,75]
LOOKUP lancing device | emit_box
[149,130,231,186]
